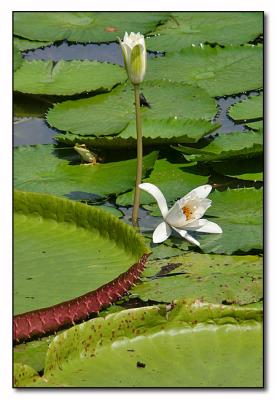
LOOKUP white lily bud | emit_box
[119,32,147,85]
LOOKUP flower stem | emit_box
[132,83,143,227]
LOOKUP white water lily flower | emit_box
[139,183,222,246]
[119,32,147,84]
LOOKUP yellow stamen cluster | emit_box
[182,206,193,220]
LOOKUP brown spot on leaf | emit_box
[105,26,118,32]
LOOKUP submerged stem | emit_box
[132,84,143,227]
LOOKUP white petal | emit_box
[153,222,172,243]
[183,219,207,229]
[165,201,187,228]
[179,184,212,206]
[173,227,200,247]
[190,220,222,234]
[139,183,168,218]
[191,198,212,219]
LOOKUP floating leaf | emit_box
[14,12,169,43]
[14,363,40,387]
[131,253,262,304]
[54,118,220,148]
[14,36,53,51]
[146,46,263,97]
[211,158,263,181]
[14,335,54,372]
[47,81,217,137]
[14,302,262,387]
[14,145,157,199]
[146,12,263,52]
[174,130,263,162]
[119,118,220,143]
[14,60,126,95]
[14,46,23,71]
[228,94,263,130]
[116,159,209,206]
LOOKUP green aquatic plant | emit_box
[119,32,147,227]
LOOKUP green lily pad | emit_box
[117,159,209,207]
[14,301,262,387]
[211,158,263,181]
[144,236,184,260]
[54,118,220,148]
[131,253,262,304]
[14,60,126,95]
[47,81,217,137]
[14,12,169,43]
[146,45,263,97]
[229,94,263,130]
[146,12,263,52]
[14,144,157,199]
[152,187,263,255]
[14,46,23,71]
[119,118,220,143]
[174,130,263,162]
[14,363,40,387]
[200,188,263,254]
[14,190,148,315]
[14,36,53,51]
[14,335,54,372]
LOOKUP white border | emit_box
[1,1,275,399]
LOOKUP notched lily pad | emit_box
[146,12,263,52]
[131,253,263,305]
[14,60,126,95]
[173,130,263,162]
[116,159,209,206]
[144,187,263,255]
[228,94,263,130]
[211,158,263,182]
[14,144,157,199]
[14,46,23,71]
[14,12,169,43]
[14,36,53,51]
[146,45,263,97]
[47,81,217,138]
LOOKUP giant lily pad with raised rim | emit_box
[47,81,217,137]
[130,253,263,304]
[14,144,157,200]
[14,191,149,342]
[14,60,126,95]
[146,12,263,52]
[14,12,169,43]
[14,301,263,387]
[146,45,263,97]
